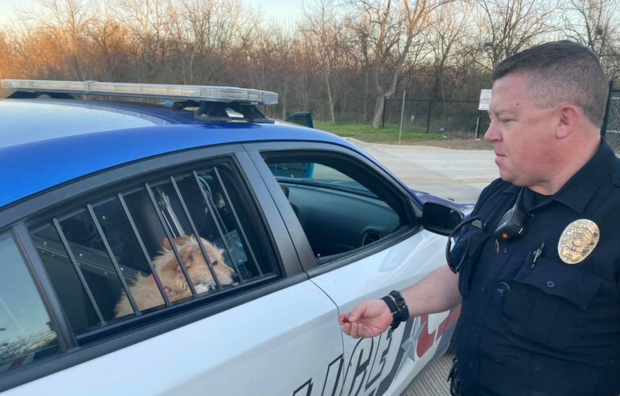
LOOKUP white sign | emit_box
[479,89,492,111]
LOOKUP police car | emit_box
[0,80,465,396]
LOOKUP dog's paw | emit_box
[195,283,214,294]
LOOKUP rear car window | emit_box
[28,159,278,338]
[0,233,60,373]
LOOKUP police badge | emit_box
[558,219,600,265]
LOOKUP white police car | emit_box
[0,80,465,396]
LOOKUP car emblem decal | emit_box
[557,219,600,265]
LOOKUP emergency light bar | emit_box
[1,79,278,105]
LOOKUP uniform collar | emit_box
[502,141,618,214]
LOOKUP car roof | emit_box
[0,99,366,209]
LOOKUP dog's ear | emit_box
[162,255,194,271]
[161,236,192,250]
[174,236,192,246]
[162,237,172,251]
[179,248,196,270]
[162,245,196,272]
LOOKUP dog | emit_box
[115,235,235,318]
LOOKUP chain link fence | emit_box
[603,87,620,153]
[382,98,488,138]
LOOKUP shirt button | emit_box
[546,281,555,288]
[471,325,477,332]
[497,282,510,296]
[481,286,488,292]
[468,362,474,369]
[503,247,509,254]
[528,212,535,218]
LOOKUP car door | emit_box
[0,146,344,396]
[246,142,461,396]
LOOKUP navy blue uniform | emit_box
[454,141,620,396]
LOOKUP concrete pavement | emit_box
[347,139,499,204]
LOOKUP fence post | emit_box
[381,96,387,128]
[601,80,615,138]
[398,91,406,144]
[426,100,433,134]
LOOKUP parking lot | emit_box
[351,139,498,396]
[350,139,499,204]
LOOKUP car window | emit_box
[29,159,278,337]
[264,153,412,262]
[0,233,60,373]
[269,162,374,196]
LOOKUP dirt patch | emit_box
[403,138,493,150]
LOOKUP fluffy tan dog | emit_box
[115,235,235,318]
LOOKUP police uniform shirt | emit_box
[454,141,620,396]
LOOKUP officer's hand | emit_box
[338,299,392,339]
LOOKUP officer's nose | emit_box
[484,120,501,143]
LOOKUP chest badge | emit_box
[558,219,600,265]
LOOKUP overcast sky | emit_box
[0,0,302,26]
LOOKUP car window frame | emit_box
[243,141,424,276]
[0,145,308,393]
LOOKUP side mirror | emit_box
[422,202,465,236]
[285,112,314,128]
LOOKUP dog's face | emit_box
[154,236,236,297]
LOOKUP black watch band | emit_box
[380,296,402,329]
[389,290,410,322]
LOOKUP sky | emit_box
[0,0,302,26]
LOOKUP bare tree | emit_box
[165,0,261,85]
[425,1,472,101]
[2,25,58,80]
[0,331,57,367]
[345,11,374,122]
[89,11,132,81]
[0,30,14,82]
[347,0,450,128]
[16,0,98,80]
[2,0,532,124]
[111,0,172,82]
[301,0,348,123]
[255,23,298,119]
[561,0,620,76]
[474,0,558,71]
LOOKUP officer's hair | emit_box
[492,40,609,127]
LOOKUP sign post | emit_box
[476,89,492,139]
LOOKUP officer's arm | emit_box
[400,265,461,316]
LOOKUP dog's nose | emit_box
[232,273,239,282]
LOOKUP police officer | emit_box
[339,41,620,396]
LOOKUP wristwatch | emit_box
[381,295,402,329]
[389,290,410,321]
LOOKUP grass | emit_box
[314,122,443,143]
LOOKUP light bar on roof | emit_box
[1,79,278,105]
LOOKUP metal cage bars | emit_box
[193,171,245,282]
[212,167,263,277]
[38,163,263,326]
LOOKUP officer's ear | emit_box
[555,104,580,140]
